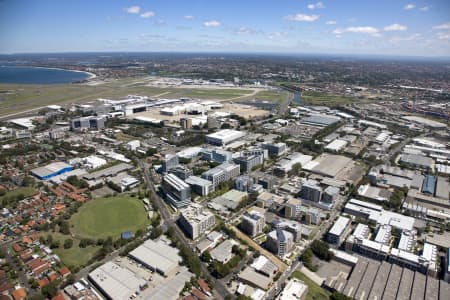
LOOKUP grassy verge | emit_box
[291,270,330,300]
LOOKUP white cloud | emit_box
[203,20,221,27]
[384,24,407,31]
[326,20,337,25]
[236,27,254,35]
[419,6,429,11]
[436,32,450,40]
[140,11,155,18]
[433,22,450,30]
[184,15,194,20]
[403,4,415,10]
[307,2,325,10]
[125,6,140,14]
[268,31,288,39]
[285,14,320,22]
[333,26,380,37]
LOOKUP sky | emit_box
[0,0,449,57]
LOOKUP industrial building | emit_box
[205,129,247,146]
[178,203,215,239]
[325,139,348,152]
[83,163,133,181]
[301,114,341,127]
[88,261,146,300]
[31,162,73,180]
[128,239,181,277]
[161,173,191,208]
[274,153,313,176]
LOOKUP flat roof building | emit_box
[128,239,181,277]
[31,162,73,180]
[185,176,214,196]
[205,129,246,146]
[328,216,351,245]
[161,173,191,208]
[276,278,308,300]
[88,261,146,300]
[178,203,215,240]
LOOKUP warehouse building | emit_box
[178,203,215,240]
[301,114,341,127]
[128,239,181,277]
[31,162,73,180]
[205,129,246,146]
[88,261,146,300]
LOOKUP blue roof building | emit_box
[421,175,436,195]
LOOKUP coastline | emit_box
[0,65,97,81]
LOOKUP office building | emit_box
[328,216,351,245]
[201,162,240,189]
[266,229,294,258]
[201,149,233,163]
[168,165,193,180]
[241,212,265,237]
[235,175,253,192]
[161,173,191,208]
[234,154,264,172]
[178,203,215,240]
[70,116,105,131]
[299,180,322,202]
[180,117,193,129]
[322,186,339,203]
[262,142,287,157]
[161,154,179,173]
[185,176,213,196]
[126,140,140,151]
[284,198,302,219]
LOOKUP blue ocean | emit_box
[0,66,90,84]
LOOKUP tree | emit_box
[310,240,333,261]
[331,292,352,300]
[200,251,212,263]
[150,227,163,239]
[41,281,58,298]
[64,239,73,249]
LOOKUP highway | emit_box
[138,159,230,300]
